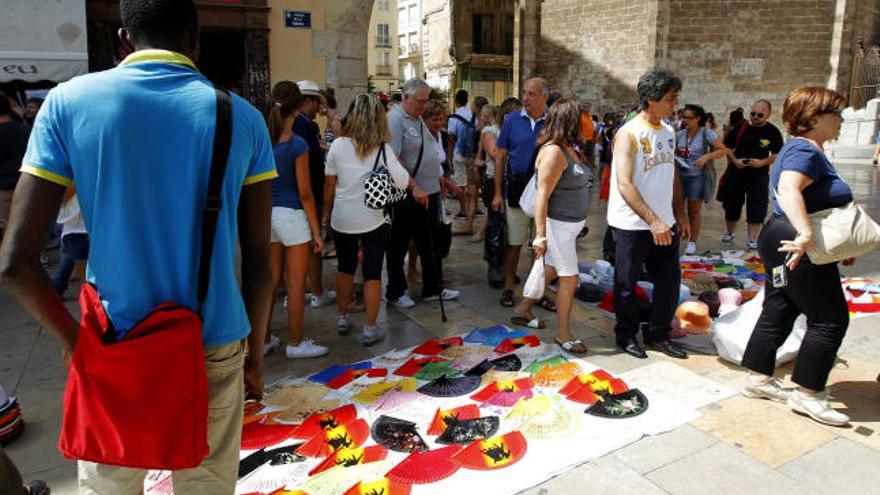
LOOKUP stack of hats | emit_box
[0,385,23,445]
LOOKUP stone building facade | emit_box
[532,0,880,124]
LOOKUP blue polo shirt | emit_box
[496,107,546,175]
[21,50,277,346]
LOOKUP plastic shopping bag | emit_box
[519,174,538,218]
[711,288,806,367]
[523,257,545,300]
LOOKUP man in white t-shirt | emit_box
[607,69,690,360]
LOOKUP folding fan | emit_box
[427,404,481,435]
[451,431,528,470]
[393,357,446,377]
[292,404,358,440]
[533,362,583,388]
[490,353,523,372]
[560,370,629,405]
[369,391,425,414]
[352,378,417,405]
[239,444,307,478]
[413,360,461,381]
[243,410,282,426]
[435,416,500,445]
[240,421,298,450]
[343,477,412,495]
[519,404,580,440]
[505,394,553,420]
[308,445,389,476]
[471,377,535,407]
[522,355,569,374]
[464,359,494,376]
[417,375,482,398]
[298,460,394,495]
[275,399,342,425]
[262,384,332,410]
[370,415,428,453]
[584,389,649,419]
[412,337,464,355]
[494,335,541,354]
[309,361,373,385]
[386,445,464,484]
[463,325,528,347]
[326,368,389,390]
[296,418,370,457]
[440,344,493,359]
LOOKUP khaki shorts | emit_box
[452,154,474,187]
[0,189,12,231]
[505,202,532,247]
[78,340,245,495]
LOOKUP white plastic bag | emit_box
[519,174,538,217]
[711,288,806,367]
[523,257,545,300]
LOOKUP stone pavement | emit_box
[1,161,879,494]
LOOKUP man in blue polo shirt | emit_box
[492,77,549,317]
[0,1,275,492]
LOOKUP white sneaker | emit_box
[747,240,758,251]
[263,334,280,356]
[310,290,337,308]
[336,314,351,335]
[787,389,849,426]
[685,241,697,255]
[742,377,791,403]
[424,288,460,301]
[389,294,416,309]
[283,295,288,308]
[721,233,735,243]
[362,325,386,346]
[285,339,330,359]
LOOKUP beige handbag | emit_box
[806,202,880,265]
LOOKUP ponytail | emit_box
[266,82,303,145]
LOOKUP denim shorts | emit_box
[679,174,705,201]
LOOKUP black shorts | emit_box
[722,169,769,224]
[332,224,390,281]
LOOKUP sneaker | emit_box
[685,241,697,255]
[747,240,758,251]
[263,334,280,356]
[389,294,416,309]
[336,314,351,335]
[787,389,849,426]
[424,288,460,301]
[721,232,735,243]
[362,325,386,346]
[285,339,330,359]
[742,377,791,403]
[310,290,337,308]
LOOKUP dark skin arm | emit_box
[238,181,275,399]
[0,175,79,365]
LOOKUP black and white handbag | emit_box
[364,144,408,209]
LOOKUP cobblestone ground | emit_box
[2,161,879,494]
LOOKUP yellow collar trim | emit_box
[636,114,663,131]
[120,50,197,71]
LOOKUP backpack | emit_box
[449,112,479,157]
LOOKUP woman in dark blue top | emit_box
[263,81,328,361]
[741,87,854,427]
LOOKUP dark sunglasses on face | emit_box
[750,111,765,118]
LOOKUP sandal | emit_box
[510,315,546,329]
[555,338,588,355]
[538,297,557,312]
[500,290,515,307]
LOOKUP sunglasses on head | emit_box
[750,111,765,118]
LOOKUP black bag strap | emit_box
[372,144,388,172]
[197,88,233,304]
[412,119,425,178]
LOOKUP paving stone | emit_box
[646,442,820,495]
[613,425,718,474]
[520,454,669,495]
[621,361,738,410]
[779,438,880,495]
[691,394,836,467]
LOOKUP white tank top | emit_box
[607,115,677,231]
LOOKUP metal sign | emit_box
[284,11,311,29]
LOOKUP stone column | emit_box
[312,0,374,109]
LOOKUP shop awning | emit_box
[0,0,88,83]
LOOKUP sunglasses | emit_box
[750,111,765,118]
[681,115,697,120]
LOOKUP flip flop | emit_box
[554,338,588,355]
[538,297,557,312]
[510,315,546,329]
[500,290,515,307]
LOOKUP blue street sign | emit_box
[284,10,311,29]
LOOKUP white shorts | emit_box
[452,154,473,187]
[505,202,531,246]
[270,207,312,246]
[543,218,585,277]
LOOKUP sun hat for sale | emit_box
[675,301,713,335]
[718,288,743,315]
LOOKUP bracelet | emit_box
[533,236,547,245]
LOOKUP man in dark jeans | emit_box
[607,69,690,360]
[385,78,460,308]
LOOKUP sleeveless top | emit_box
[607,115,676,231]
[548,146,590,222]
[482,125,500,177]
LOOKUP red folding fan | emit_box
[494,335,541,354]
[411,337,464,356]
[451,431,528,470]
[343,477,411,495]
[308,445,389,476]
[240,421,298,451]
[427,404,481,436]
[393,357,446,377]
[296,418,370,458]
[326,368,389,390]
[386,445,464,485]
[292,404,359,440]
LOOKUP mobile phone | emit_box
[741,158,753,165]
[771,253,794,288]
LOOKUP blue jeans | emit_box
[53,233,89,294]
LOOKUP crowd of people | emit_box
[0,0,872,493]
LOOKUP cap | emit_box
[297,80,324,98]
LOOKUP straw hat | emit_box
[675,301,713,335]
[296,80,324,98]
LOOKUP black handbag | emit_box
[505,147,538,208]
[364,145,407,209]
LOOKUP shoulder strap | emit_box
[702,127,712,155]
[733,121,749,149]
[412,119,425,178]
[372,143,387,172]
[197,88,233,304]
